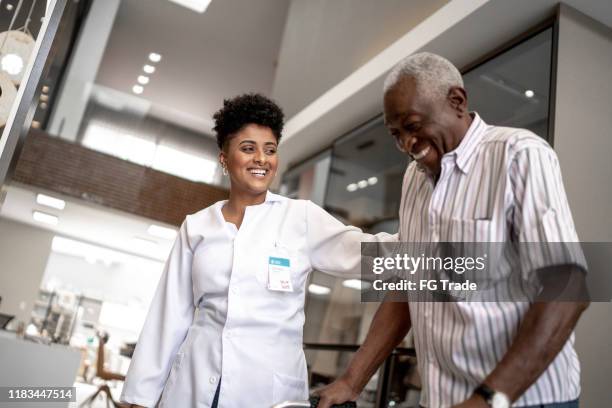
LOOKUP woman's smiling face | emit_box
[220,123,279,196]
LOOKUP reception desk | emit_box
[0,331,80,408]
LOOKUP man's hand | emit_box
[314,377,359,408]
[451,394,489,408]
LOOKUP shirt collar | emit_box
[265,190,285,202]
[452,112,487,174]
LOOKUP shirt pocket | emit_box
[272,371,308,403]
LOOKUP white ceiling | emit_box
[94,0,290,136]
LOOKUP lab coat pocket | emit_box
[158,352,184,407]
[272,371,308,402]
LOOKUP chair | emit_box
[79,332,129,408]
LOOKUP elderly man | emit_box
[317,53,588,408]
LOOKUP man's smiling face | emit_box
[383,76,469,177]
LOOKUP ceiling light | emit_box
[148,52,162,63]
[52,236,128,265]
[524,89,535,98]
[130,237,158,253]
[36,193,66,210]
[308,283,331,296]
[168,0,212,13]
[368,176,378,185]
[1,53,23,75]
[346,183,357,192]
[342,279,370,290]
[33,211,58,225]
[132,85,144,94]
[357,180,368,189]
[147,224,177,240]
[137,75,150,85]
[143,65,155,74]
[42,85,50,93]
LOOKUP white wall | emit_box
[0,217,53,323]
[42,252,163,307]
[553,5,612,407]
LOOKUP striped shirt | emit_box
[399,113,582,407]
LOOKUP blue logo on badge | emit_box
[269,257,290,267]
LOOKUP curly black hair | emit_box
[213,93,284,149]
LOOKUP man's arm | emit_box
[316,301,411,408]
[456,300,588,407]
[456,264,589,407]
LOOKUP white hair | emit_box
[383,52,463,103]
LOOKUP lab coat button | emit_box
[209,376,216,384]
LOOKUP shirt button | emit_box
[225,331,232,338]
[231,286,238,294]
[209,376,216,384]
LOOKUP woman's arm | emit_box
[305,200,397,276]
[119,219,196,407]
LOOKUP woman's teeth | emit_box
[249,169,267,178]
[411,146,431,161]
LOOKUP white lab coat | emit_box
[121,191,394,408]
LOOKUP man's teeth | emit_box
[412,146,431,160]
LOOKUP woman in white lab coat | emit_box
[121,94,393,408]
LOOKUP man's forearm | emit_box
[343,301,411,393]
[483,300,588,401]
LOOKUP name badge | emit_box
[268,256,293,292]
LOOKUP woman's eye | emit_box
[265,149,277,155]
[241,147,254,153]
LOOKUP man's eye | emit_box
[405,123,420,133]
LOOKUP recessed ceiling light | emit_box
[357,180,368,189]
[346,183,357,192]
[524,89,535,98]
[132,85,144,94]
[308,283,331,295]
[168,0,212,13]
[143,65,155,74]
[130,237,159,253]
[33,211,58,225]
[342,279,370,290]
[147,224,177,240]
[368,176,378,185]
[137,75,150,85]
[36,193,66,210]
[148,52,162,63]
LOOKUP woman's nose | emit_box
[254,151,266,165]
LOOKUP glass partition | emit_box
[464,27,554,141]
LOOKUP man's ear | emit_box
[447,86,468,117]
